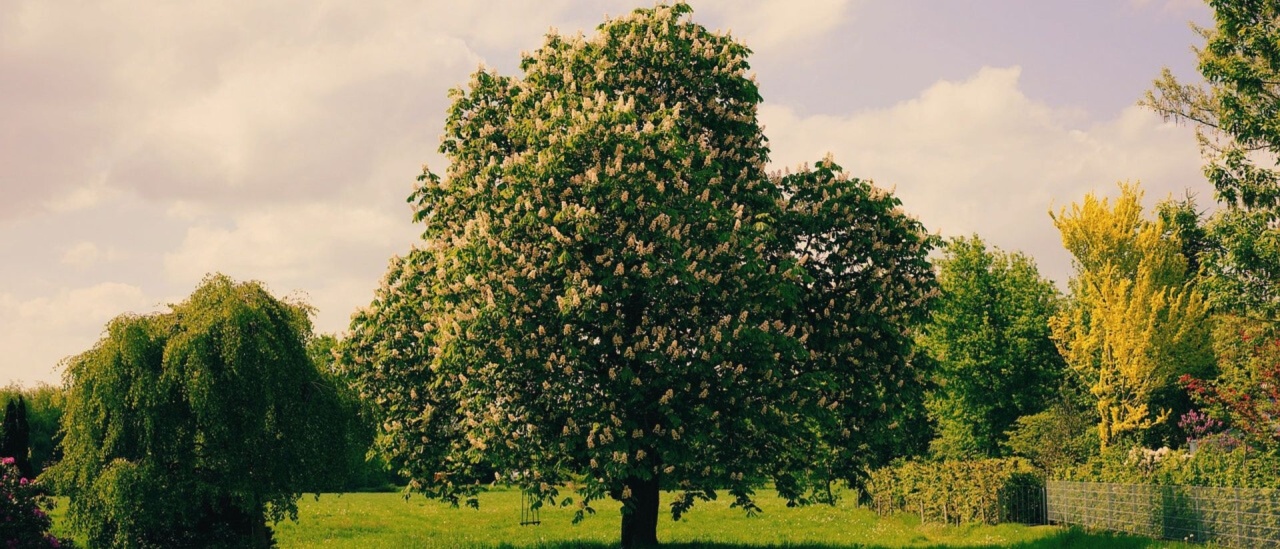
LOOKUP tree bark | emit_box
[620,475,660,548]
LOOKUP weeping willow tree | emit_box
[44,275,348,548]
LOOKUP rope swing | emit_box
[520,488,541,526]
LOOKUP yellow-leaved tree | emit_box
[1050,182,1213,449]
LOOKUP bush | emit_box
[864,458,1041,524]
[1,456,69,548]
[1003,392,1099,475]
[1060,442,1280,489]
[1183,315,1280,452]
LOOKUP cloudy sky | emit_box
[2,0,1215,386]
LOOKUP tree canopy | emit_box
[1145,0,1280,320]
[339,4,937,546]
[1142,0,1280,452]
[1,396,32,479]
[1049,183,1214,449]
[45,275,349,548]
[920,235,1065,459]
[0,385,66,480]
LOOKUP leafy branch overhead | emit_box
[1145,0,1280,321]
[1144,0,1280,213]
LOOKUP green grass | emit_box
[49,488,1197,548]
[270,489,1194,548]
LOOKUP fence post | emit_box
[980,475,988,525]
[1191,486,1200,543]
[1042,483,1048,525]
[1038,483,1044,525]
[1235,486,1243,546]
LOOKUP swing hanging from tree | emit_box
[519,488,541,526]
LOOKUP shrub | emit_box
[1003,392,1099,475]
[1,456,69,548]
[1183,315,1280,452]
[1061,442,1280,489]
[864,458,1041,524]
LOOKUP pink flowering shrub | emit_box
[0,456,68,548]
[1178,409,1245,451]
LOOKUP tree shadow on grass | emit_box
[486,526,1183,549]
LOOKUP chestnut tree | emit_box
[340,4,936,547]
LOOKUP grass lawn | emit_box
[50,488,1195,548]
[274,488,1196,548]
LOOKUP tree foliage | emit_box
[306,334,398,491]
[0,385,65,479]
[1184,315,1280,451]
[1145,0,1280,320]
[1145,0,1280,212]
[44,275,349,548]
[1002,387,1099,475]
[919,235,1065,459]
[1,396,33,479]
[1202,211,1280,319]
[339,4,937,546]
[1050,183,1214,449]
[1156,193,1212,276]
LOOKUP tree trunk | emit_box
[620,475,660,548]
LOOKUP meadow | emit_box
[52,488,1197,548]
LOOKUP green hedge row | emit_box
[864,457,1042,525]
[1060,444,1280,489]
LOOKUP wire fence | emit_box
[997,483,1047,525]
[1042,481,1280,548]
[868,476,1280,547]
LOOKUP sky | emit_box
[1,0,1216,386]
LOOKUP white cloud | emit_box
[0,0,605,221]
[0,283,156,385]
[163,202,418,334]
[1130,0,1209,16]
[164,204,400,283]
[43,176,121,214]
[760,66,1211,284]
[693,0,854,48]
[60,241,118,268]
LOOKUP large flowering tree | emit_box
[340,4,936,547]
